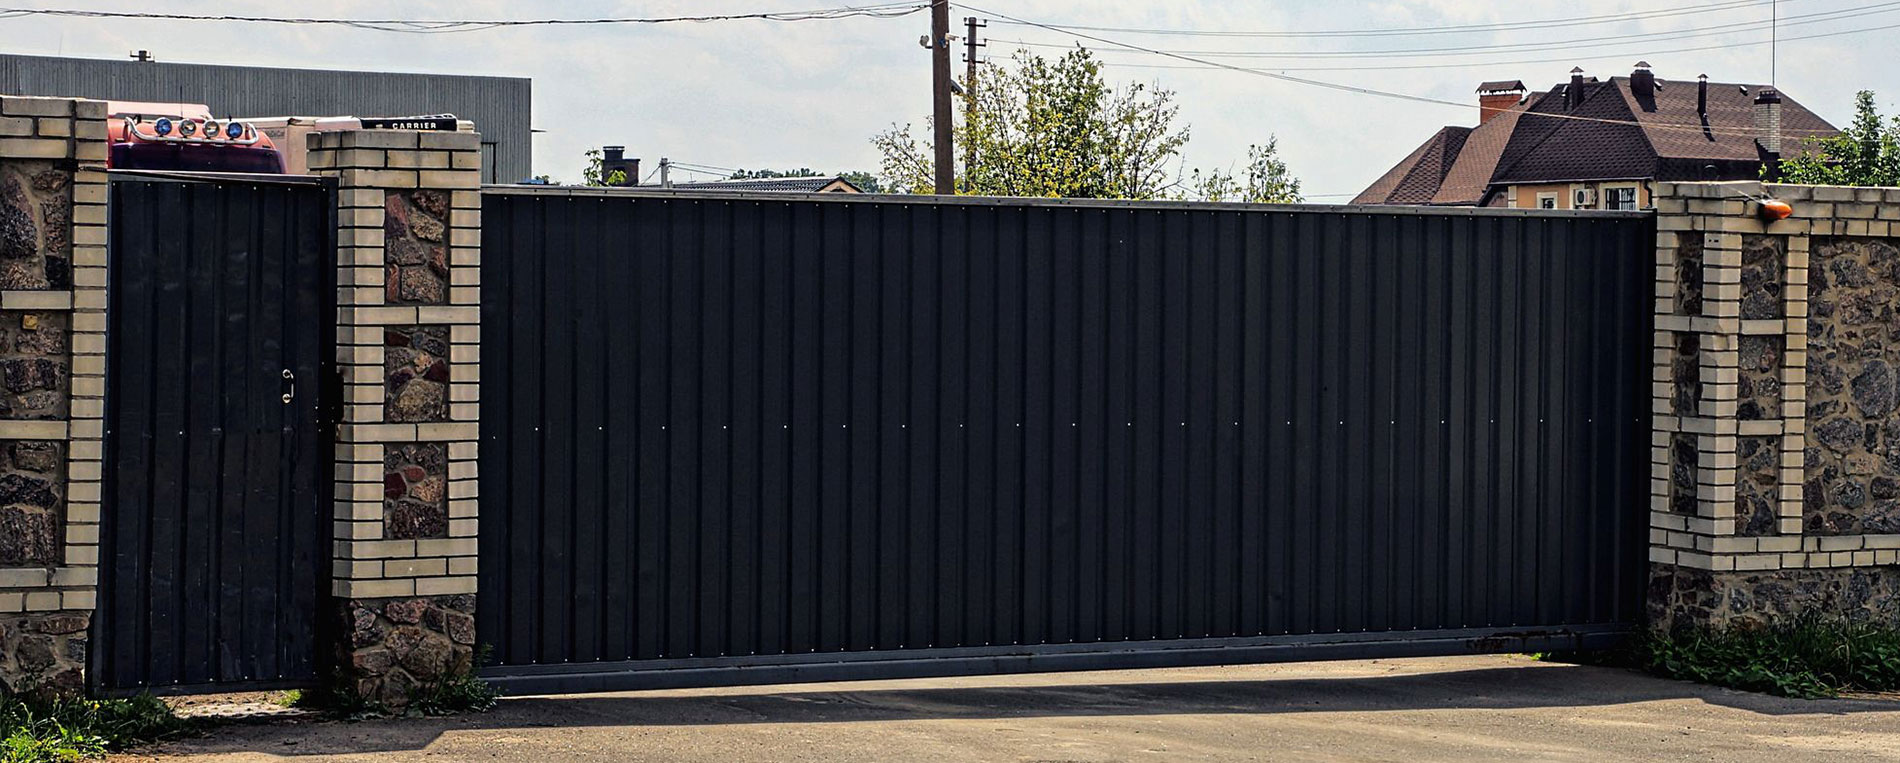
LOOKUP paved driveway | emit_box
[120,655,1900,762]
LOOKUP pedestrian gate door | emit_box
[93,174,333,693]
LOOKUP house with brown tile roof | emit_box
[1354,63,1837,209]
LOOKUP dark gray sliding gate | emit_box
[95,174,334,693]
[477,190,1654,693]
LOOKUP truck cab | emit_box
[106,101,284,173]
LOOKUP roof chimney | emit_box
[1475,79,1527,126]
[600,145,640,187]
[1629,61,1657,111]
[1755,87,1783,179]
[1697,74,1708,118]
[1567,67,1586,109]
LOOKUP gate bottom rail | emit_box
[478,623,1633,696]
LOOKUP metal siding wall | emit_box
[477,193,1654,679]
[0,54,531,181]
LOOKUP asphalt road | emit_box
[120,654,1900,762]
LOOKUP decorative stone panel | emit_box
[1674,233,1703,315]
[1670,333,1700,416]
[0,160,71,290]
[0,611,87,697]
[1736,335,1781,420]
[1735,436,1779,536]
[1739,234,1784,320]
[0,441,62,566]
[386,326,449,423]
[1805,237,1900,535]
[339,595,475,706]
[0,311,66,420]
[385,190,450,305]
[384,443,447,540]
[1669,432,1698,515]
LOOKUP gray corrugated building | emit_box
[0,53,531,182]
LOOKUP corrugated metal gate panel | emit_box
[477,192,1653,691]
[95,176,333,693]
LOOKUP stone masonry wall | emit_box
[338,595,474,706]
[0,95,108,696]
[1650,181,1900,630]
[309,128,482,705]
[1804,236,1900,536]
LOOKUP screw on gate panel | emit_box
[19,315,37,330]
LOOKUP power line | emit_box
[952,2,1837,141]
[988,1,1899,60]
[984,0,1793,38]
[669,160,743,175]
[0,2,926,33]
[1006,16,1900,74]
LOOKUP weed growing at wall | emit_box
[0,692,193,762]
[1641,618,1900,698]
[405,646,499,716]
[1543,616,1900,698]
[303,645,498,719]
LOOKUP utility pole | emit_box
[964,17,985,94]
[963,16,985,179]
[659,157,672,188]
[930,0,954,195]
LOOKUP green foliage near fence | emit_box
[1544,616,1900,699]
[0,693,193,763]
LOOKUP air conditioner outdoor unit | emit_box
[1574,188,1597,207]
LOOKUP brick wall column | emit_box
[1650,180,1900,629]
[307,128,481,704]
[0,95,106,696]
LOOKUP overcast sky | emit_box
[3,0,1896,197]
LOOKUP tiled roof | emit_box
[1477,80,1526,92]
[1350,126,1470,205]
[1490,78,1657,184]
[660,176,862,192]
[1432,94,1539,205]
[1355,72,1840,204]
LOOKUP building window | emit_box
[1536,193,1558,209]
[1605,186,1639,211]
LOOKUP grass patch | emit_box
[1539,616,1900,699]
[405,654,500,717]
[0,693,196,763]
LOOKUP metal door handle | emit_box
[282,369,295,404]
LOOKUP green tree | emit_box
[875,49,1193,198]
[874,48,1299,201]
[581,148,627,187]
[1183,139,1303,203]
[837,171,884,193]
[1777,90,1900,187]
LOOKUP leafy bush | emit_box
[1544,616,1900,699]
[1641,617,1900,698]
[0,693,193,763]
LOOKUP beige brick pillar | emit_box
[307,128,481,704]
[1649,180,1900,629]
[0,95,107,696]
